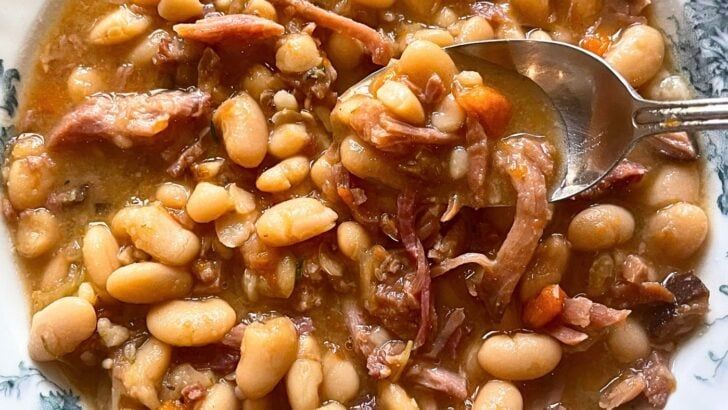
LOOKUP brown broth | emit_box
[8,0,708,408]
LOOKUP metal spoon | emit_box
[346,39,728,201]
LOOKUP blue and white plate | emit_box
[0,0,727,408]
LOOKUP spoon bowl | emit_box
[345,39,728,202]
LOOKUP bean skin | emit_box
[236,317,299,399]
[106,262,193,304]
[255,198,338,247]
[213,93,268,168]
[146,298,236,346]
[478,333,562,380]
[111,203,200,266]
[28,297,97,361]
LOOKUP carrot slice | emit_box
[453,84,512,137]
[523,284,566,328]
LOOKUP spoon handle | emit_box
[632,97,728,137]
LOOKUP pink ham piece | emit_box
[173,14,285,44]
[648,132,697,160]
[397,187,433,348]
[48,89,212,149]
[575,160,647,200]
[599,350,675,409]
[465,116,490,206]
[270,0,394,65]
[405,362,468,400]
[561,296,630,328]
[431,136,555,318]
[348,99,459,151]
[545,324,589,346]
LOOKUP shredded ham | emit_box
[367,340,411,380]
[440,195,463,222]
[342,298,392,358]
[431,253,494,278]
[423,74,446,104]
[471,1,508,24]
[599,350,675,409]
[173,14,284,44]
[545,324,589,346]
[348,99,459,151]
[642,351,676,408]
[621,254,653,283]
[48,89,212,149]
[431,137,554,318]
[599,372,647,410]
[181,384,206,403]
[405,362,468,400]
[397,187,433,348]
[425,308,465,358]
[576,160,647,200]
[342,299,416,380]
[648,132,697,160]
[167,133,206,177]
[561,296,630,328]
[221,323,246,348]
[465,116,490,205]
[332,163,382,230]
[404,74,446,105]
[270,0,394,65]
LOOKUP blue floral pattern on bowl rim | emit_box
[0,0,726,408]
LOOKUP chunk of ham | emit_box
[424,308,465,358]
[342,299,414,380]
[545,324,588,346]
[648,132,697,160]
[599,350,675,409]
[270,0,394,65]
[173,14,284,44]
[607,255,676,307]
[403,74,446,105]
[48,89,212,149]
[465,116,491,206]
[471,1,508,24]
[621,254,653,283]
[642,350,676,408]
[520,285,629,345]
[167,136,205,177]
[646,272,709,343]
[575,160,647,200]
[348,99,459,151]
[431,136,554,318]
[561,296,630,328]
[405,362,468,400]
[367,340,411,380]
[599,372,647,410]
[342,298,392,358]
[397,187,433,347]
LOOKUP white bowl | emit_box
[0,1,727,408]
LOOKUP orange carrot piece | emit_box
[523,284,567,328]
[580,35,611,56]
[453,84,512,137]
